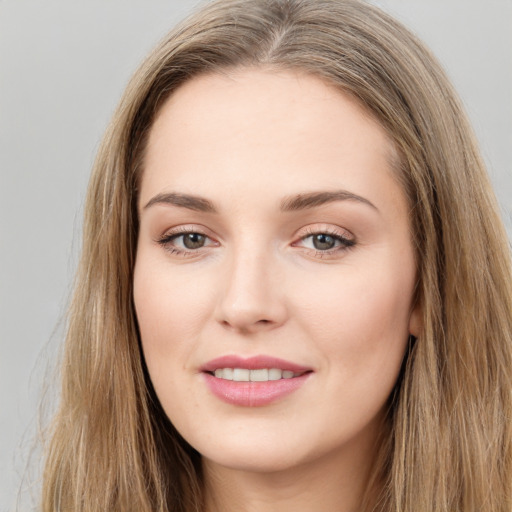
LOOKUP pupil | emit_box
[313,234,335,250]
[183,233,205,249]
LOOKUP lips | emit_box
[201,355,311,373]
[200,355,313,407]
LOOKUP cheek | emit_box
[133,266,201,418]
[294,261,414,372]
[134,256,211,343]
[306,278,411,428]
[133,260,195,378]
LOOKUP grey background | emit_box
[1,1,511,510]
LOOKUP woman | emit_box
[42,0,512,510]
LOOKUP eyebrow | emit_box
[143,192,217,213]
[143,189,377,213]
[280,190,377,212]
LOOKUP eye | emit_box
[178,232,207,249]
[306,233,341,251]
[156,228,217,255]
[294,227,355,256]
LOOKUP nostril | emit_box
[220,317,275,333]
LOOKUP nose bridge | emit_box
[216,236,286,331]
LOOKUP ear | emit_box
[408,299,423,338]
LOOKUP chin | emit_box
[202,447,304,475]
[191,429,308,474]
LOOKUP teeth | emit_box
[268,368,282,380]
[250,369,268,382]
[214,368,233,380]
[233,368,250,381]
[212,368,302,382]
[222,367,234,380]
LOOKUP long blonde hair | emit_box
[42,1,512,510]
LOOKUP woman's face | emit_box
[134,68,421,475]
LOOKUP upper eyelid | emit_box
[296,224,355,240]
[157,224,214,239]
[155,224,355,245]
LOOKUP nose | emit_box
[215,246,288,334]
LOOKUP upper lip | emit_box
[200,355,312,373]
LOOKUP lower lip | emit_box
[203,372,311,407]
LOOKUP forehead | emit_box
[149,68,393,148]
[140,68,405,218]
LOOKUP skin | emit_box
[134,68,421,512]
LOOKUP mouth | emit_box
[201,355,313,407]
[208,368,307,381]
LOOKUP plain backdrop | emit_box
[1,1,511,510]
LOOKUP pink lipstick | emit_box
[201,355,312,407]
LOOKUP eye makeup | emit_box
[156,223,356,260]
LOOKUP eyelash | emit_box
[295,227,356,258]
[156,226,215,256]
[156,226,356,258]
